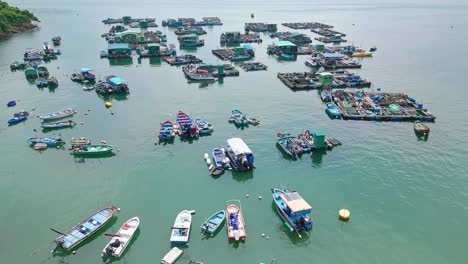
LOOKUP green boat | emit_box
[72,145,114,156]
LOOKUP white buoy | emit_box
[72,251,77,255]
[258,196,262,200]
[246,194,249,198]
[339,208,350,221]
[266,236,270,239]
[261,233,265,237]
[203,153,209,160]
[208,165,213,170]
[117,207,121,212]
[206,159,212,166]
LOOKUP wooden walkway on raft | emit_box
[240,62,267,71]
[277,71,371,90]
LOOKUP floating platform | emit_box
[163,17,222,27]
[220,32,262,45]
[269,32,312,45]
[105,31,166,44]
[311,27,346,37]
[306,53,362,70]
[163,55,203,66]
[315,36,347,44]
[245,23,277,32]
[331,90,436,121]
[277,70,371,90]
[182,64,239,81]
[102,17,156,25]
[239,62,267,71]
[282,22,333,30]
[174,26,207,35]
[212,45,254,62]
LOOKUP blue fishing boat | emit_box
[8,111,29,125]
[158,120,176,140]
[325,102,342,119]
[194,119,213,135]
[230,109,249,126]
[81,68,96,81]
[7,100,16,107]
[27,136,65,147]
[225,138,254,171]
[51,206,117,252]
[271,188,313,232]
[176,111,199,137]
[320,90,332,102]
[212,148,231,169]
[276,132,302,157]
[201,210,226,236]
[36,78,48,87]
[280,53,296,61]
[369,46,377,52]
[41,120,76,129]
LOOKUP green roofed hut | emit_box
[115,30,139,43]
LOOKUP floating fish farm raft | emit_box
[138,44,175,58]
[245,23,277,32]
[162,17,222,27]
[307,53,362,70]
[163,54,203,66]
[315,36,347,44]
[239,62,267,71]
[276,130,342,158]
[331,90,436,121]
[102,16,156,25]
[220,32,262,45]
[277,70,371,90]
[269,32,312,45]
[311,27,346,37]
[282,22,333,29]
[105,30,166,45]
[183,64,239,80]
[212,45,254,61]
[174,26,207,35]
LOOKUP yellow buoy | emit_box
[339,208,350,221]
[105,102,112,108]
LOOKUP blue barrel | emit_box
[418,104,423,109]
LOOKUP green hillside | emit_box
[0,1,38,34]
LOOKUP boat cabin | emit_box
[226,138,254,171]
[280,192,312,220]
[108,43,131,58]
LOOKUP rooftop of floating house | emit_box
[107,43,130,50]
[107,77,126,85]
[273,40,297,47]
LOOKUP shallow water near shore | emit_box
[1,0,468,263]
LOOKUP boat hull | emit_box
[201,210,226,235]
[271,188,312,232]
[170,210,191,244]
[102,217,139,259]
[226,202,246,241]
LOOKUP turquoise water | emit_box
[1,0,468,263]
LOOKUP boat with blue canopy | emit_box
[201,210,225,236]
[230,109,249,126]
[176,111,199,138]
[52,206,117,252]
[271,188,313,232]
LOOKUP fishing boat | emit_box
[52,36,61,46]
[201,210,226,236]
[28,136,65,147]
[159,120,176,140]
[230,109,249,126]
[305,58,319,67]
[280,53,296,61]
[194,119,213,135]
[10,61,25,70]
[176,111,199,137]
[72,145,114,156]
[39,108,77,121]
[271,188,313,232]
[414,121,430,135]
[325,102,341,119]
[7,100,16,107]
[71,137,91,147]
[212,148,231,169]
[225,138,254,171]
[71,68,96,82]
[83,86,95,91]
[100,51,108,58]
[369,46,377,52]
[51,206,117,252]
[36,64,49,77]
[170,210,192,244]
[47,77,59,87]
[247,117,260,125]
[276,132,302,157]
[161,247,183,264]
[36,78,48,87]
[41,120,76,129]
[8,111,29,124]
[226,200,246,241]
[101,217,140,260]
[320,90,332,102]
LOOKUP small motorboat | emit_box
[325,102,341,119]
[280,53,296,61]
[210,167,224,176]
[100,51,108,58]
[39,108,77,121]
[414,121,430,135]
[7,100,16,107]
[161,247,183,264]
[170,210,192,244]
[226,200,246,241]
[52,36,61,46]
[47,77,59,87]
[71,137,91,148]
[159,120,176,140]
[194,119,213,135]
[276,132,302,157]
[28,136,65,147]
[320,90,332,102]
[201,210,226,236]
[83,86,95,91]
[212,148,230,169]
[51,206,117,252]
[176,111,199,138]
[101,217,140,260]
[247,117,260,125]
[72,145,114,156]
[36,78,48,87]
[271,188,313,232]
[305,58,319,67]
[230,109,249,126]
[41,120,76,129]
[8,111,29,124]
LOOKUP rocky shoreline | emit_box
[0,23,38,38]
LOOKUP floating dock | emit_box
[163,17,222,27]
[245,23,277,32]
[331,90,436,121]
[212,45,254,61]
[138,43,175,58]
[163,54,203,66]
[315,36,347,44]
[269,32,312,45]
[174,26,207,35]
[277,70,371,90]
[220,32,262,45]
[102,16,156,24]
[282,22,333,29]
[306,52,362,70]
[182,64,239,81]
[311,27,346,37]
[105,30,166,44]
[239,62,267,71]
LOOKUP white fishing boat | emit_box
[170,210,192,244]
[101,217,140,260]
[161,247,183,264]
[39,108,77,121]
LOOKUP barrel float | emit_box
[338,208,350,221]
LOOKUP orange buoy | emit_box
[105,102,112,108]
[339,209,350,221]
